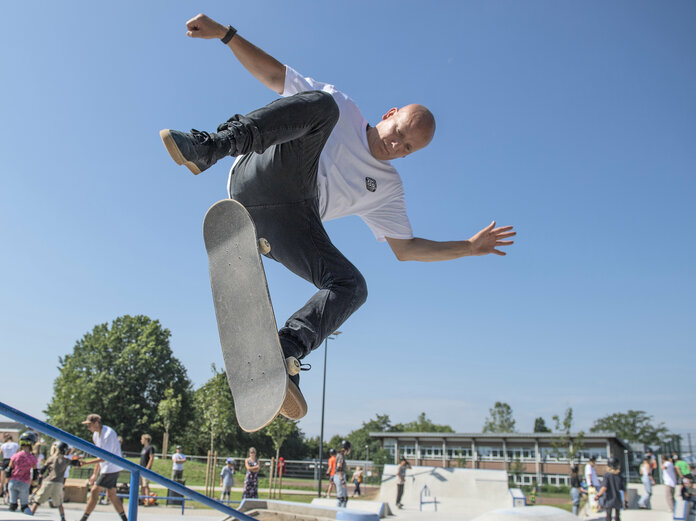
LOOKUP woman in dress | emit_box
[242,447,260,499]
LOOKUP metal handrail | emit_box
[0,401,255,521]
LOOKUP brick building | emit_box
[370,431,630,486]
[0,421,25,442]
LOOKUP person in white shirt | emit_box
[1,433,20,502]
[160,13,515,418]
[171,446,186,481]
[78,414,127,521]
[585,456,600,488]
[662,454,677,513]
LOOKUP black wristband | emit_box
[221,25,237,44]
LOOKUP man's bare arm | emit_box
[185,14,285,94]
[386,222,515,262]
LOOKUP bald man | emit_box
[160,14,515,419]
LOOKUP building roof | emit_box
[369,431,631,450]
[0,421,25,432]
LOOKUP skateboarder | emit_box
[160,14,516,412]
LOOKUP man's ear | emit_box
[382,107,398,120]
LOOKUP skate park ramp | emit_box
[238,499,380,521]
[378,464,512,516]
[470,506,578,521]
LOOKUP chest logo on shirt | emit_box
[365,177,377,192]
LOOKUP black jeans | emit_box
[228,91,368,358]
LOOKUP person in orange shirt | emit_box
[325,449,336,498]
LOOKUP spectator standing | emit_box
[78,414,127,521]
[325,449,336,497]
[171,445,186,481]
[139,434,155,500]
[29,441,81,521]
[662,453,677,513]
[1,433,19,503]
[569,465,586,516]
[333,440,351,508]
[584,456,600,489]
[220,458,235,501]
[638,454,655,509]
[595,457,625,521]
[395,457,412,509]
[6,432,37,514]
[674,454,693,481]
[645,449,657,476]
[351,467,363,497]
[242,447,260,499]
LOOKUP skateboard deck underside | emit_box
[203,199,287,432]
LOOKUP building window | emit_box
[478,446,495,459]
[447,447,472,458]
[422,446,443,458]
[400,445,416,457]
[578,448,608,461]
[507,447,536,461]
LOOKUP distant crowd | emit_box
[567,449,695,520]
[1,414,365,518]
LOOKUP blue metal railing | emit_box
[0,401,255,521]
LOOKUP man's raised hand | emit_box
[469,221,516,256]
[185,14,227,39]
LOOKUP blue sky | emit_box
[1,1,694,442]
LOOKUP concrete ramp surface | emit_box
[471,506,578,521]
[378,465,512,516]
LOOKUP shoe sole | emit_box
[159,129,202,175]
[280,379,308,420]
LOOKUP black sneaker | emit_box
[159,129,227,175]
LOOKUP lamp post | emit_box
[317,331,341,497]
[365,445,369,485]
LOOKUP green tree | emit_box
[482,402,516,433]
[194,365,239,455]
[157,387,183,457]
[394,412,454,433]
[551,407,585,464]
[265,417,296,464]
[346,414,395,461]
[45,315,192,450]
[534,417,551,433]
[590,410,670,445]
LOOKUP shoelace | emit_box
[190,128,213,145]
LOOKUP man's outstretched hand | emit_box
[185,14,227,39]
[468,221,516,256]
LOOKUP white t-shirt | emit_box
[93,425,123,475]
[662,461,677,487]
[585,463,599,487]
[172,452,186,471]
[228,65,413,242]
[1,441,19,459]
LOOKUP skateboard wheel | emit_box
[257,238,271,255]
[285,357,301,376]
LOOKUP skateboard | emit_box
[203,199,307,432]
[587,486,598,513]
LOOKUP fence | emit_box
[121,451,381,485]
[0,401,256,521]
